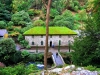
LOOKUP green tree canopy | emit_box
[0,38,16,64]
[71,0,100,67]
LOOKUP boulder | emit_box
[0,62,5,67]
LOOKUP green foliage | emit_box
[57,65,63,68]
[21,24,33,33]
[9,51,22,64]
[74,6,79,12]
[18,34,24,41]
[26,45,31,49]
[20,40,29,48]
[18,34,29,48]
[11,10,31,27]
[78,9,87,21]
[0,38,16,64]
[71,36,96,66]
[53,10,74,29]
[50,8,59,18]
[0,38,16,56]
[52,0,66,13]
[27,9,34,16]
[27,53,44,62]
[71,0,100,67]
[7,21,14,26]
[12,0,34,12]
[84,65,97,71]
[0,21,7,29]
[21,50,30,58]
[0,1,12,21]
[0,64,39,75]
[37,53,43,61]
[74,14,80,21]
[33,20,45,26]
[27,54,37,62]
[68,0,81,12]
[34,9,41,16]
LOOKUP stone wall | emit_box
[25,35,75,47]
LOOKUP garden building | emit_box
[23,27,77,47]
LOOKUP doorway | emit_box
[50,41,52,47]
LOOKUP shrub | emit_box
[26,45,31,49]
[74,14,80,21]
[52,0,65,14]
[21,50,30,58]
[50,8,59,18]
[53,10,74,29]
[27,53,44,62]
[9,51,22,64]
[18,34,29,48]
[34,9,41,15]
[0,21,7,29]
[7,21,14,26]
[11,10,31,27]
[21,24,33,33]
[71,36,97,66]
[18,21,27,27]
[84,65,97,71]
[0,38,16,56]
[33,20,45,26]
[0,38,16,64]
[27,54,37,62]
[20,40,29,48]
[0,64,39,75]
[74,6,79,12]
[27,9,34,16]
[78,9,87,21]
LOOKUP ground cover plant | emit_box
[0,64,40,75]
[1,0,99,73]
[23,26,77,35]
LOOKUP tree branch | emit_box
[42,0,47,8]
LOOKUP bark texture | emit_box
[43,0,52,69]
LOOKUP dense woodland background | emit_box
[0,0,100,69]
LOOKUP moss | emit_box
[23,26,77,35]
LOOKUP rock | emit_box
[50,68,62,74]
[0,62,5,67]
[76,67,84,71]
[64,65,75,71]
[71,70,98,75]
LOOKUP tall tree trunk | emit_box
[43,0,52,69]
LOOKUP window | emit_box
[41,35,43,38]
[32,35,34,38]
[68,35,70,38]
[50,35,52,38]
[41,41,43,45]
[59,35,61,38]
[32,42,34,45]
